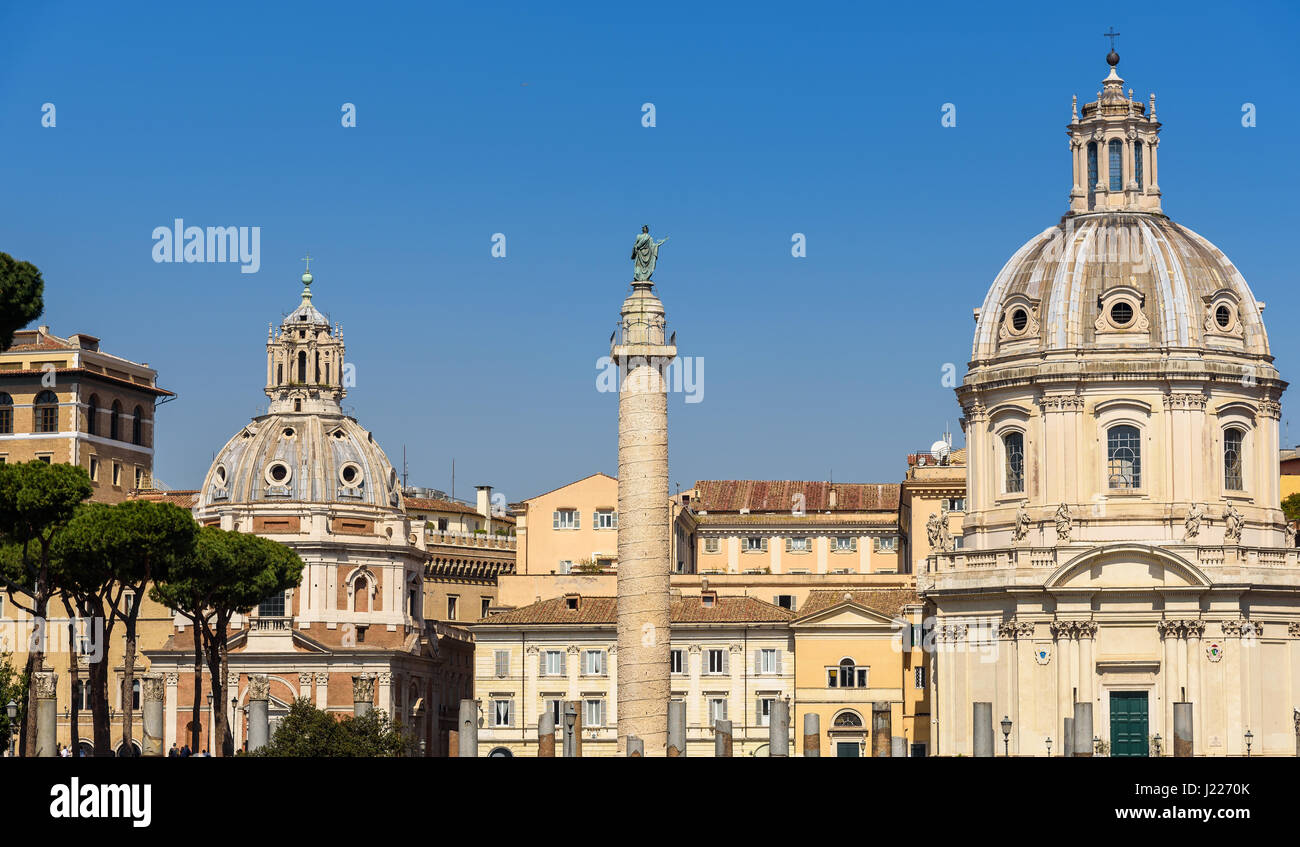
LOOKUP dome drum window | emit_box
[1202,289,1245,342]
[997,295,1040,343]
[338,462,365,498]
[1095,286,1148,337]
[264,461,292,489]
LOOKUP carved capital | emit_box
[1289,622,1300,638]
[248,674,270,702]
[298,672,314,685]
[351,674,375,702]
[142,674,166,704]
[33,671,58,700]
[377,672,393,685]
[165,673,179,687]
[1259,399,1282,420]
[1162,392,1207,411]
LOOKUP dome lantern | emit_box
[1068,39,1162,215]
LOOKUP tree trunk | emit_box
[64,606,80,756]
[21,578,48,757]
[220,636,233,756]
[204,634,225,757]
[89,652,111,755]
[190,620,202,753]
[120,619,138,753]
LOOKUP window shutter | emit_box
[776,650,784,675]
[756,700,762,725]
[761,537,768,552]
[784,537,792,552]
[850,537,858,552]
[612,511,618,527]
[599,650,607,674]
[753,649,761,675]
[721,699,728,721]
[495,650,509,677]
[552,511,559,529]
[721,649,730,675]
[574,511,579,529]
[507,699,515,726]
[559,651,567,676]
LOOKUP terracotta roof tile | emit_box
[693,480,899,513]
[474,595,794,626]
[129,490,199,508]
[795,588,920,619]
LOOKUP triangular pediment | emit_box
[793,601,902,629]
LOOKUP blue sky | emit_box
[2,1,1298,503]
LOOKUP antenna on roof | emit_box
[402,445,408,490]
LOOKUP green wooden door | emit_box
[836,741,860,758]
[1109,692,1149,757]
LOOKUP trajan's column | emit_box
[612,225,676,756]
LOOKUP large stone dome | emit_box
[972,212,1270,362]
[199,411,402,510]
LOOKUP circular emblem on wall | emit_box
[1206,642,1223,662]
[1034,646,1051,665]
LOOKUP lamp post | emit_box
[206,692,214,756]
[1001,716,1012,756]
[1093,735,1101,756]
[1045,737,1052,757]
[5,700,16,758]
[1244,730,1253,757]
[1153,733,1162,757]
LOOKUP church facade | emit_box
[145,267,448,754]
[921,50,1298,756]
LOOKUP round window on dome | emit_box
[1215,304,1233,329]
[1010,309,1028,332]
[265,462,292,486]
[282,427,296,438]
[339,462,363,488]
[1110,301,1135,327]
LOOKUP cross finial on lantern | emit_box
[1103,27,1121,51]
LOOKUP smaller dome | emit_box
[200,412,402,511]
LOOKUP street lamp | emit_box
[1153,733,1162,757]
[1244,729,1253,757]
[5,700,17,758]
[1045,736,1052,757]
[1093,735,1101,756]
[1000,715,1012,756]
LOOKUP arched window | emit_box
[0,392,12,434]
[833,710,863,728]
[1108,139,1123,191]
[1224,427,1245,491]
[1107,425,1141,489]
[315,352,321,383]
[1003,432,1025,493]
[109,400,121,440]
[297,351,307,383]
[276,363,283,385]
[132,405,143,445]
[839,658,857,688]
[86,394,99,435]
[355,577,369,612]
[1134,140,1144,190]
[1086,142,1098,208]
[34,390,58,433]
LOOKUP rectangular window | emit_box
[134,467,145,489]
[481,597,492,618]
[874,536,898,552]
[1087,142,1098,207]
[1004,431,1025,493]
[1107,425,1142,489]
[787,537,809,552]
[492,699,513,727]
[89,456,99,482]
[773,594,795,610]
[745,536,765,552]
[952,536,964,550]
[759,648,777,675]
[557,560,573,574]
[944,498,966,512]
[446,596,458,620]
[670,649,684,675]
[1134,140,1144,189]
[756,697,773,727]
[37,405,57,433]
[544,698,563,726]
[257,591,286,617]
[0,406,10,434]
[834,536,855,552]
[914,666,927,689]
[706,648,726,675]
[553,509,579,530]
[584,698,605,727]
[1108,139,1123,191]
[582,649,606,676]
[493,649,510,678]
[112,463,121,487]
[594,509,617,529]
[708,697,727,726]
[542,650,565,677]
[703,537,719,554]
[1224,427,1244,491]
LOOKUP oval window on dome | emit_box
[265,462,292,486]
[339,462,363,488]
[1010,309,1028,332]
[283,427,296,438]
[1215,304,1233,329]
[1110,301,1134,327]
[215,465,227,485]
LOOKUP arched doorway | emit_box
[829,710,866,758]
[487,747,513,758]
